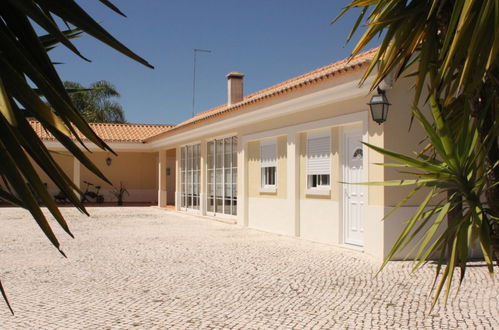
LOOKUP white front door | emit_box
[343,128,365,246]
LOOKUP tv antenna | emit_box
[192,48,212,117]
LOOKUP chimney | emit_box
[227,72,244,106]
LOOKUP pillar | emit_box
[158,150,167,207]
[175,146,181,211]
[287,133,300,237]
[200,140,207,215]
[237,136,248,226]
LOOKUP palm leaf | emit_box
[0,0,154,312]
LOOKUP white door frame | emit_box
[206,137,237,219]
[341,125,367,246]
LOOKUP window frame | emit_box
[180,143,201,210]
[260,138,278,192]
[306,131,331,193]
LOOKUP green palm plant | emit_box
[0,0,153,313]
[336,0,498,306]
[364,97,495,306]
[64,80,126,123]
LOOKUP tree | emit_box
[0,0,153,313]
[336,1,498,306]
[64,80,126,123]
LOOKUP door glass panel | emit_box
[216,140,223,170]
[232,199,237,215]
[206,137,237,216]
[232,137,238,166]
[180,144,200,210]
[216,198,223,213]
[224,138,232,168]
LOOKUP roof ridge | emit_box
[28,120,173,127]
[154,47,378,138]
[29,120,174,143]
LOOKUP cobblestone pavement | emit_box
[0,207,497,329]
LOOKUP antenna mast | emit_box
[192,48,212,117]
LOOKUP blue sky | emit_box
[50,1,378,125]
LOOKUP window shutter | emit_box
[307,132,330,175]
[260,139,277,168]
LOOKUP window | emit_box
[207,136,238,216]
[307,131,331,189]
[262,167,276,186]
[260,139,277,189]
[180,144,200,209]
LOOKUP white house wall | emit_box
[248,198,291,236]
[299,199,340,245]
[152,70,436,261]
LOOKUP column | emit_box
[200,140,207,215]
[158,150,167,207]
[175,146,181,211]
[237,136,248,226]
[287,133,300,237]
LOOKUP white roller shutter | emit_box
[260,139,277,168]
[307,132,330,175]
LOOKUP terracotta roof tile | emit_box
[146,48,377,141]
[32,48,377,145]
[30,121,173,143]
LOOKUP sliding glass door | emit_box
[207,137,237,216]
[180,144,200,210]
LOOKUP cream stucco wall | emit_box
[247,137,287,199]
[152,70,436,261]
[248,198,291,235]
[80,151,158,203]
[297,128,342,245]
[246,136,290,234]
[32,152,74,194]
[381,77,431,207]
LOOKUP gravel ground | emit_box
[0,207,497,329]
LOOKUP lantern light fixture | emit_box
[106,157,112,166]
[368,87,391,125]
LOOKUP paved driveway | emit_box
[0,207,497,329]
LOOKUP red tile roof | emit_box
[145,48,377,142]
[31,48,377,145]
[30,121,173,143]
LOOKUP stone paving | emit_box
[0,207,497,329]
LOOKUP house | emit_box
[31,121,173,204]
[35,49,429,260]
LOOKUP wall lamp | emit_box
[106,157,112,166]
[367,87,391,125]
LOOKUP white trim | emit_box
[237,139,248,226]
[242,111,368,143]
[148,76,374,150]
[305,188,330,196]
[179,140,202,148]
[259,187,277,193]
[208,212,237,220]
[158,151,167,207]
[287,133,300,237]
[208,132,239,141]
